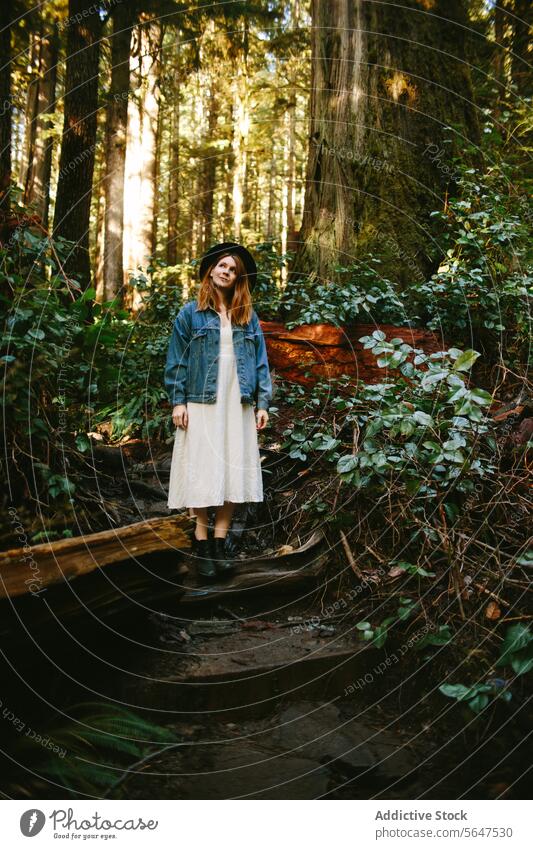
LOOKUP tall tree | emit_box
[52,0,102,287]
[0,2,12,233]
[123,13,162,310]
[230,17,251,242]
[103,0,135,302]
[21,16,59,229]
[166,37,182,269]
[511,0,532,97]
[197,77,220,253]
[294,0,481,289]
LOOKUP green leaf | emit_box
[27,328,45,341]
[468,693,489,713]
[400,419,415,436]
[439,683,471,700]
[454,350,480,372]
[515,550,532,567]
[510,653,533,676]
[470,388,493,405]
[502,623,531,653]
[413,411,433,426]
[75,434,91,452]
[337,454,359,474]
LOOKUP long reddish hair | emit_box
[196,253,253,325]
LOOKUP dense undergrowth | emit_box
[0,82,531,788]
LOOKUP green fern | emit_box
[1,701,176,799]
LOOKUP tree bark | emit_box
[123,14,162,311]
[493,2,506,115]
[197,81,219,254]
[53,0,102,288]
[293,0,481,292]
[22,19,59,229]
[19,28,40,190]
[0,4,12,228]
[266,144,277,240]
[167,43,182,269]
[231,20,250,242]
[103,0,134,303]
[94,162,106,302]
[511,0,532,97]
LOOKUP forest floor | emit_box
[1,394,531,800]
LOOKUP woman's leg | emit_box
[213,500,235,539]
[190,506,209,540]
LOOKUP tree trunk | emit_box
[223,140,233,243]
[94,173,106,302]
[493,3,506,116]
[123,14,162,311]
[286,96,298,250]
[52,0,102,288]
[294,0,481,291]
[22,20,59,229]
[511,0,532,97]
[231,24,250,242]
[167,41,182,269]
[266,144,277,240]
[198,81,219,253]
[0,4,12,229]
[103,0,134,303]
[20,29,40,191]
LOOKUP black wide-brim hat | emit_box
[198,242,257,291]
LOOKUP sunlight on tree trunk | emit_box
[167,37,182,270]
[231,38,250,241]
[26,23,58,231]
[123,15,162,312]
[103,1,133,304]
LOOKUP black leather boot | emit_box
[210,536,235,577]
[193,536,217,580]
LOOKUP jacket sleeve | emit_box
[252,312,272,412]
[164,305,191,406]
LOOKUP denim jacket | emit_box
[164,300,272,411]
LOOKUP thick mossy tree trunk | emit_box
[52,0,102,288]
[293,0,481,293]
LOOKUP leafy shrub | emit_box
[406,119,532,363]
[439,624,532,714]
[335,333,497,507]
[439,679,512,714]
[281,259,409,329]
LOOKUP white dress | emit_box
[167,319,264,514]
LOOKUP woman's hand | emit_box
[256,409,269,430]
[172,404,188,429]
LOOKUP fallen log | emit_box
[260,319,444,386]
[180,529,329,604]
[0,514,193,600]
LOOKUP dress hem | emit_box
[167,496,264,510]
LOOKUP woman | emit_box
[164,242,272,582]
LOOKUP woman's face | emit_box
[211,255,238,292]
